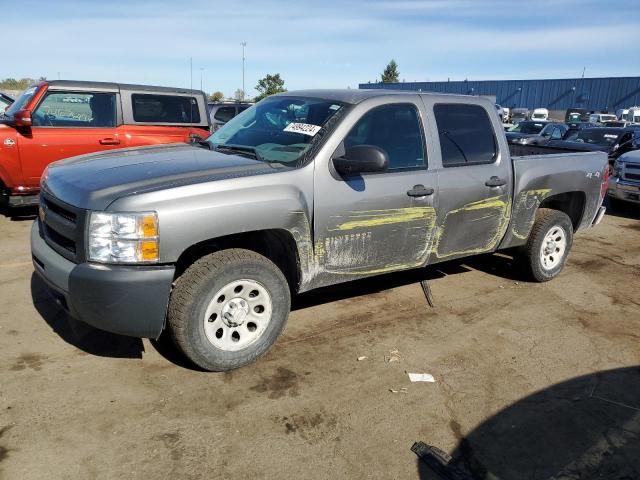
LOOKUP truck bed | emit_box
[509,143,588,158]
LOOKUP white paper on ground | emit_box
[407,373,435,383]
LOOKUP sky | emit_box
[2,0,639,98]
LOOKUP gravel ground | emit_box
[1,204,638,479]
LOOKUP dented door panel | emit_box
[420,96,514,263]
[311,96,439,289]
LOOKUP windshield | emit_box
[208,96,346,165]
[4,86,38,117]
[532,114,546,119]
[573,130,622,146]
[508,122,546,134]
[601,114,616,122]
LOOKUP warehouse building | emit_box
[358,76,640,116]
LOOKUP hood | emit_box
[43,143,280,210]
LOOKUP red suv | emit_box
[0,80,211,207]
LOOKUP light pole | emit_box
[241,41,246,101]
[200,67,204,91]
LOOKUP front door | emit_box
[17,90,121,187]
[423,100,513,262]
[313,101,439,285]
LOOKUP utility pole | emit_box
[200,67,204,91]
[241,41,247,101]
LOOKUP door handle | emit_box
[485,176,507,187]
[99,138,121,145]
[407,184,434,197]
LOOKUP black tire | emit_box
[523,208,573,282]
[167,249,291,371]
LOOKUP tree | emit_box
[254,73,286,101]
[208,91,224,102]
[381,60,399,83]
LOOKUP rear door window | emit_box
[434,104,497,167]
[32,92,116,127]
[132,94,200,123]
[213,106,236,123]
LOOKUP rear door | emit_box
[313,98,439,282]
[422,99,513,262]
[16,89,121,187]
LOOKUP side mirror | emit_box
[332,145,388,175]
[13,109,32,127]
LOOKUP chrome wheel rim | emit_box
[203,279,273,351]
[539,225,567,270]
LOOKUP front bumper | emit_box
[608,177,640,204]
[31,222,175,338]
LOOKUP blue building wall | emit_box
[358,77,640,112]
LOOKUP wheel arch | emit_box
[174,229,302,293]
[539,191,586,231]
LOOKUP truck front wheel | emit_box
[167,249,291,371]
[523,208,574,282]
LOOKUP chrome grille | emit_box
[621,162,640,182]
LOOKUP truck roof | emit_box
[41,80,205,96]
[274,89,478,105]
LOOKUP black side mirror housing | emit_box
[333,145,389,175]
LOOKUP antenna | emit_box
[189,57,193,123]
[241,41,247,101]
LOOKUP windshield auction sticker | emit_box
[284,123,322,136]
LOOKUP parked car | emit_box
[521,123,570,146]
[588,113,617,125]
[208,102,252,131]
[565,108,589,123]
[0,80,211,207]
[0,92,13,111]
[608,150,640,206]
[505,120,549,144]
[511,108,530,123]
[531,108,549,121]
[616,108,629,121]
[625,107,640,124]
[547,126,640,163]
[495,104,506,123]
[31,89,608,371]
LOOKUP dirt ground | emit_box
[1,204,639,480]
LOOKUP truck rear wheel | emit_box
[523,208,573,282]
[167,249,291,371]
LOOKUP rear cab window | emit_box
[131,94,200,123]
[433,103,497,167]
[213,106,236,123]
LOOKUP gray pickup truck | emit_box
[31,90,608,371]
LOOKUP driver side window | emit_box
[33,92,116,127]
[343,104,426,170]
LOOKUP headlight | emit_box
[612,160,622,177]
[517,137,527,144]
[88,212,159,263]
